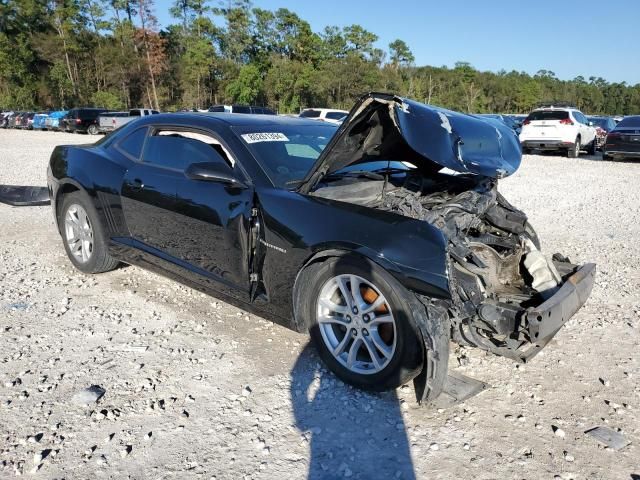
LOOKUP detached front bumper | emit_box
[525,263,596,342]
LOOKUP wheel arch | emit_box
[53,180,86,232]
[291,246,450,333]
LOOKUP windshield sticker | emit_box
[241,132,289,143]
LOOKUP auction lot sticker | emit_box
[241,132,289,143]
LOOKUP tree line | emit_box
[1,0,639,115]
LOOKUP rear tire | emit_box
[88,124,99,135]
[295,255,448,396]
[59,192,119,274]
[568,137,580,158]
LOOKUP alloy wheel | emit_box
[317,274,397,375]
[64,204,94,263]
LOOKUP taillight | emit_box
[559,118,574,125]
[75,118,81,124]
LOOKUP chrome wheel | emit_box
[64,204,94,263]
[317,274,397,375]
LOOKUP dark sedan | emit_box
[603,116,640,160]
[47,93,595,403]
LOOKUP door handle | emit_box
[131,178,144,190]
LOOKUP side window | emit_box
[116,127,148,160]
[142,129,235,170]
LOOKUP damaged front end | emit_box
[305,93,595,366]
[377,173,595,362]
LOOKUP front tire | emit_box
[59,192,119,274]
[295,255,448,394]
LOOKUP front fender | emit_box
[255,187,451,327]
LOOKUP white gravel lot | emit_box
[1,129,639,479]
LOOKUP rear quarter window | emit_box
[300,110,321,118]
[325,112,346,120]
[116,127,148,160]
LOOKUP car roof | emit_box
[150,112,329,128]
[532,107,577,112]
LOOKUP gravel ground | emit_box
[1,129,639,479]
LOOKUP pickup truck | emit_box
[97,108,159,134]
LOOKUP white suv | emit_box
[519,106,597,157]
[299,108,349,125]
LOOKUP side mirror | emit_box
[185,162,247,188]
[588,121,594,126]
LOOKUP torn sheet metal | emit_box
[0,185,50,206]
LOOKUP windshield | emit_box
[234,124,337,188]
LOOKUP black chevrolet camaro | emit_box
[48,93,595,403]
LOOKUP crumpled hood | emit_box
[299,93,521,192]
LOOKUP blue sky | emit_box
[154,0,639,85]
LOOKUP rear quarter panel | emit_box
[49,144,130,237]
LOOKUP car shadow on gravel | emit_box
[291,343,416,480]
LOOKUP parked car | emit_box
[508,114,527,127]
[208,105,276,115]
[477,114,522,135]
[519,106,597,157]
[602,115,640,160]
[299,108,350,125]
[587,116,617,150]
[97,108,159,134]
[32,112,50,130]
[48,93,595,403]
[63,108,109,134]
[17,112,35,129]
[45,110,69,131]
[10,112,23,128]
[0,111,13,128]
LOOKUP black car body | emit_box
[64,107,109,133]
[47,93,595,403]
[587,116,617,150]
[603,116,640,160]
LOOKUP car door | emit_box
[170,129,254,300]
[120,126,188,255]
